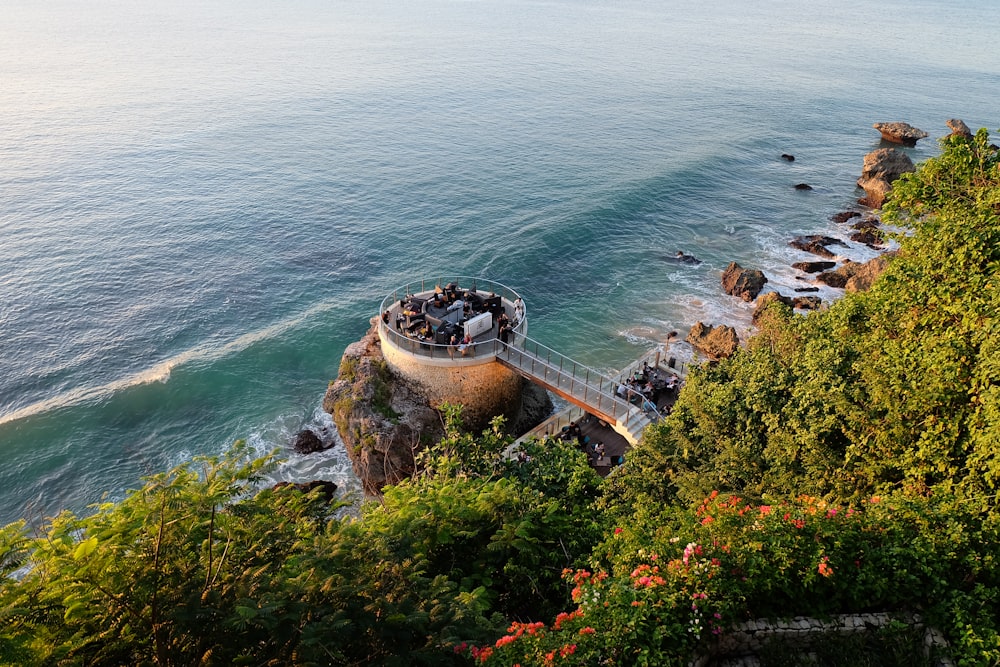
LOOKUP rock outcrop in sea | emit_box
[324,323,441,494]
[324,318,553,494]
[857,148,915,208]
[721,262,767,302]
[292,429,329,455]
[789,235,848,259]
[873,121,928,146]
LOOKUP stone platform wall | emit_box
[696,612,952,667]
[381,336,525,431]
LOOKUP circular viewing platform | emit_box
[377,277,526,367]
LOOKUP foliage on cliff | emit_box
[1,131,998,666]
[0,413,602,666]
[610,128,1000,509]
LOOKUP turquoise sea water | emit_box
[1,0,998,524]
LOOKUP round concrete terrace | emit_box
[377,276,526,367]
[375,277,530,429]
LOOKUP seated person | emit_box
[447,297,465,313]
[458,333,474,356]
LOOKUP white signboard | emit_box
[464,312,493,338]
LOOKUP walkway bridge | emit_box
[494,336,653,445]
[377,277,669,446]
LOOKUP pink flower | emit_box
[614,527,623,534]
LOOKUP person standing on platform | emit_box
[514,297,525,324]
[501,323,514,347]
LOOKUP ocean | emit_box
[1,0,997,525]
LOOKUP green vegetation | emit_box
[1,131,998,665]
[338,356,359,383]
[370,360,400,421]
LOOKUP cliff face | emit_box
[324,319,553,495]
[324,321,442,494]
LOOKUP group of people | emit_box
[616,361,681,412]
[383,284,524,358]
[496,309,516,345]
[557,419,619,467]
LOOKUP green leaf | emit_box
[72,535,98,560]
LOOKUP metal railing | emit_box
[496,337,640,427]
[377,276,526,361]
[379,276,525,321]
[374,277,663,438]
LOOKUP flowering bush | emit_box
[466,491,1000,666]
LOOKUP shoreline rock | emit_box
[791,260,836,274]
[845,252,896,292]
[293,429,329,455]
[789,235,847,259]
[323,318,553,495]
[323,321,444,494]
[857,148,915,208]
[946,118,973,139]
[686,322,739,359]
[830,210,861,223]
[721,262,768,302]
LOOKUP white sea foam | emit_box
[0,298,345,427]
[244,406,363,500]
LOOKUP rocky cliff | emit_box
[324,319,552,494]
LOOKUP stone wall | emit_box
[381,335,526,432]
[695,612,953,667]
